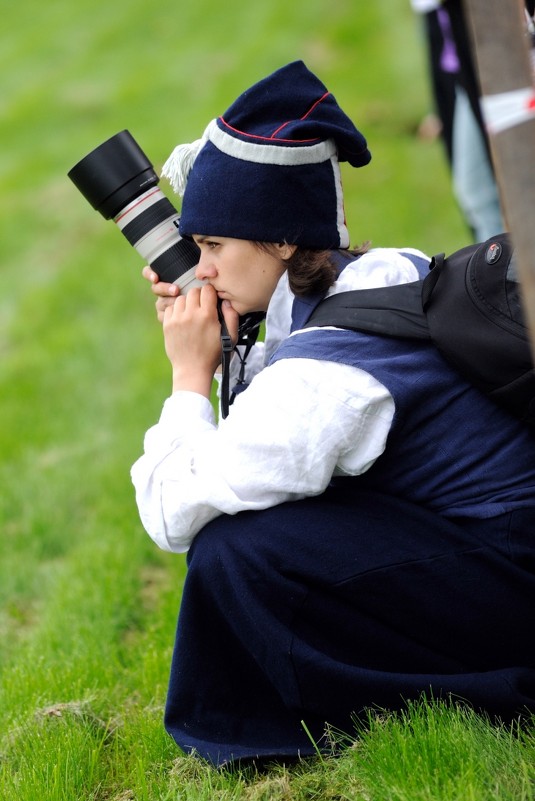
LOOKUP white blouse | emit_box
[130,247,428,552]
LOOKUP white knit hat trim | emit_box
[330,154,349,248]
[209,119,338,165]
[161,119,339,196]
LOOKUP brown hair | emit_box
[255,242,370,297]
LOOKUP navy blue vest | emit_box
[270,262,535,520]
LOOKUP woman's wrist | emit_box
[171,366,214,399]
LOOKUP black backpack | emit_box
[305,233,535,429]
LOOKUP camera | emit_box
[68,129,202,292]
[68,130,265,342]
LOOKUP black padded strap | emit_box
[304,281,431,341]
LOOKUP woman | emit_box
[131,61,535,766]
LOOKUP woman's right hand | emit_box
[142,265,181,322]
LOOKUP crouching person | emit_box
[131,61,535,767]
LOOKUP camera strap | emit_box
[218,311,234,420]
[218,306,262,420]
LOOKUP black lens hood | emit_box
[68,130,158,219]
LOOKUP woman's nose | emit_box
[194,253,217,282]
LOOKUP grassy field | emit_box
[1,0,533,798]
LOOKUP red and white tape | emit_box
[482,86,535,134]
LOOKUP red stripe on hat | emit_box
[219,115,323,145]
[271,91,331,138]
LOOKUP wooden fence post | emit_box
[463,0,535,354]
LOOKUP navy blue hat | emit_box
[162,61,371,249]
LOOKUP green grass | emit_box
[1,0,531,798]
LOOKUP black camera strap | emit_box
[218,306,263,420]
[219,312,235,420]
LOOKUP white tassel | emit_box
[161,138,204,196]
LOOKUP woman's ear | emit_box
[277,242,297,260]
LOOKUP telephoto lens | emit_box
[68,130,202,291]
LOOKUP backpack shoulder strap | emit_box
[304,280,431,340]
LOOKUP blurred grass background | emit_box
[0,0,489,797]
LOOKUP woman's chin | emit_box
[230,302,249,316]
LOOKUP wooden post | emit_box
[463,0,535,354]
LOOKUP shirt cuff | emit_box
[141,391,216,456]
[159,390,216,431]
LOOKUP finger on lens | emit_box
[152,281,179,297]
[142,265,158,282]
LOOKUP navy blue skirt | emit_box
[164,487,535,766]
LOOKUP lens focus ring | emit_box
[121,197,177,247]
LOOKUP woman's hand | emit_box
[162,284,239,398]
[142,265,181,322]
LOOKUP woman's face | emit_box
[192,236,290,315]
